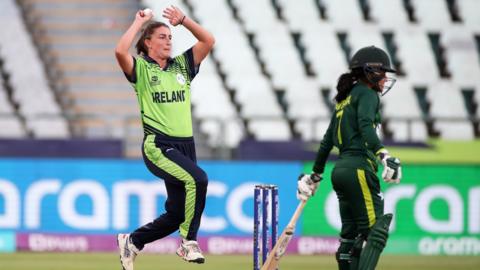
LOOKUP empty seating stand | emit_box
[14,0,479,155]
[0,75,26,138]
[427,81,474,140]
[0,0,69,138]
[382,79,428,142]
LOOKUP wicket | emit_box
[253,184,279,270]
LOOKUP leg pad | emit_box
[358,214,393,270]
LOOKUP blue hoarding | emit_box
[0,231,15,252]
[0,159,302,236]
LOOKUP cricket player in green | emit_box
[297,46,402,270]
[114,5,214,270]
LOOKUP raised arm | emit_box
[162,6,215,66]
[115,10,153,77]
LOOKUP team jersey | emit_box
[127,48,198,138]
[313,83,385,174]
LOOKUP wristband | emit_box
[180,15,186,24]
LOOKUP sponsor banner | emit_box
[17,233,102,252]
[16,233,338,255]
[302,163,480,255]
[0,159,301,235]
[2,159,479,255]
[0,231,15,252]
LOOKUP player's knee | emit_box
[169,212,185,225]
[195,169,208,188]
[367,213,393,249]
[155,212,185,226]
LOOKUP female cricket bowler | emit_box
[114,5,214,269]
[297,46,402,270]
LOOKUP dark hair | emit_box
[334,68,364,102]
[135,22,170,55]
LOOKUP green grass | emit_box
[0,253,479,270]
[389,139,480,164]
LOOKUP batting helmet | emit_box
[349,46,396,73]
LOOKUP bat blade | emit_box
[260,200,307,270]
[275,230,293,259]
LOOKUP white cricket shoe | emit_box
[117,234,139,270]
[176,239,205,264]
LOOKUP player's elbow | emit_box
[205,34,215,49]
[114,45,129,59]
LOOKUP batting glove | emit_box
[378,150,402,184]
[296,173,322,201]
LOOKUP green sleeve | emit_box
[356,89,385,154]
[312,114,335,174]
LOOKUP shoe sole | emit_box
[181,257,205,264]
[176,249,205,264]
[189,258,205,264]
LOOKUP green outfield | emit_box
[389,139,480,164]
[1,253,479,270]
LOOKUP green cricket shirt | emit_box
[127,48,198,137]
[313,83,385,174]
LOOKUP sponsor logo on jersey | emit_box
[151,90,186,103]
[176,73,186,85]
[149,76,161,86]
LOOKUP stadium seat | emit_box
[0,117,26,138]
[200,119,244,148]
[369,0,410,29]
[388,120,428,142]
[256,30,308,89]
[475,86,480,119]
[294,118,331,141]
[321,0,365,29]
[347,25,388,54]
[231,0,278,33]
[0,0,69,138]
[0,76,26,138]
[0,82,14,115]
[191,74,237,120]
[234,76,282,118]
[441,26,480,88]
[382,80,422,119]
[277,0,321,32]
[302,24,348,88]
[412,0,452,30]
[230,0,309,90]
[25,117,70,139]
[382,79,428,142]
[285,78,328,119]
[427,80,474,139]
[395,27,439,84]
[248,119,291,141]
[457,0,480,31]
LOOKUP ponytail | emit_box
[335,73,356,102]
[334,68,364,102]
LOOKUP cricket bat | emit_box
[260,199,307,270]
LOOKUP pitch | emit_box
[1,253,479,270]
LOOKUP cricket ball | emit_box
[143,8,154,17]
